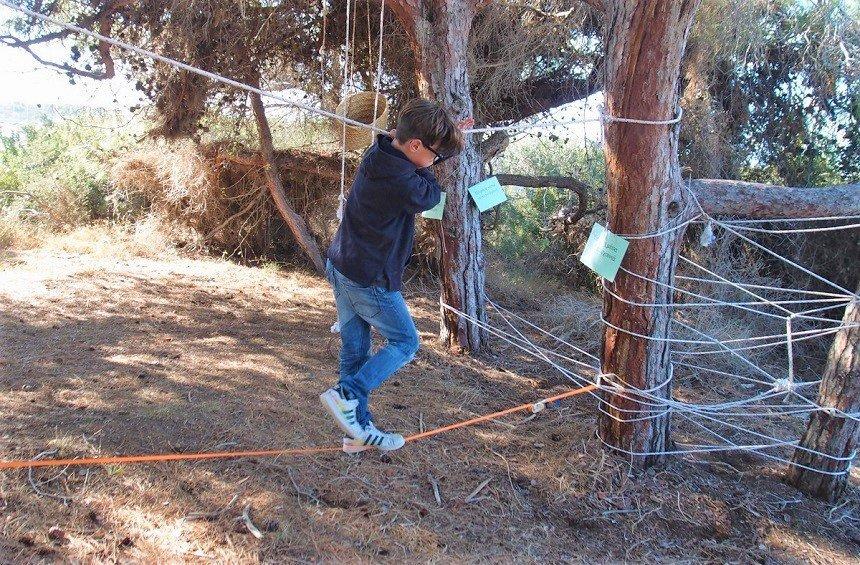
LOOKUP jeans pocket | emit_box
[349,286,383,320]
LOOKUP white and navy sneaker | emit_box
[342,421,406,453]
[320,386,363,439]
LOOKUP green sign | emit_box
[468,176,508,212]
[579,223,630,282]
[422,191,446,220]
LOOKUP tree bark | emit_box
[597,0,701,466]
[249,89,326,274]
[689,179,860,219]
[495,174,591,193]
[392,0,488,353]
[787,287,859,502]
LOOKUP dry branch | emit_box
[250,88,326,273]
[689,179,860,219]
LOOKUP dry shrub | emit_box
[0,205,50,253]
[0,212,28,251]
[110,139,352,260]
[110,139,220,234]
[535,291,603,350]
[31,184,90,229]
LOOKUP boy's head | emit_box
[392,99,464,168]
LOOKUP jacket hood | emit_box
[362,134,418,179]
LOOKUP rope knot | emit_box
[771,378,795,394]
[699,221,716,247]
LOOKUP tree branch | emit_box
[497,173,592,225]
[503,0,604,14]
[481,67,602,124]
[477,131,510,163]
[0,0,132,80]
[496,173,591,192]
[689,179,860,219]
[249,87,325,274]
[0,35,114,79]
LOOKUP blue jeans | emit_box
[325,259,420,427]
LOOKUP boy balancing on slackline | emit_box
[321,99,474,452]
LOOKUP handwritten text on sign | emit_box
[579,223,630,282]
[468,176,508,212]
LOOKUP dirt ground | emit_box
[1,229,858,563]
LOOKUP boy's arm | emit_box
[394,169,442,214]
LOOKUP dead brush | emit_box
[109,139,354,260]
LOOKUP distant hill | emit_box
[0,102,96,127]
[0,102,111,134]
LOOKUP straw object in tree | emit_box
[333,92,389,151]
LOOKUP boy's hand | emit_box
[456,117,475,131]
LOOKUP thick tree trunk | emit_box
[597,0,701,466]
[787,288,859,501]
[690,180,860,218]
[249,90,326,274]
[393,0,487,353]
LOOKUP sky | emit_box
[0,5,142,108]
[0,5,602,141]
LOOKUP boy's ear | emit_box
[406,139,422,152]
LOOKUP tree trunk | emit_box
[392,0,488,353]
[690,180,860,218]
[597,0,701,466]
[787,287,859,501]
[249,89,326,274]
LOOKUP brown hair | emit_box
[395,99,464,157]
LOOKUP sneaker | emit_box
[319,387,363,438]
[342,421,406,453]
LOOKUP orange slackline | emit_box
[405,385,596,442]
[0,385,596,470]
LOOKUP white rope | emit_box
[465,115,602,135]
[0,0,700,142]
[0,0,389,134]
[719,219,860,299]
[785,315,796,387]
[673,324,856,355]
[674,275,850,299]
[717,222,860,234]
[685,183,860,300]
[371,0,385,127]
[445,294,857,474]
[613,212,701,240]
[717,214,860,224]
[617,267,793,321]
[601,314,855,347]
[599,105,684,126]
[336,0,354,222]
[601,281,849,309]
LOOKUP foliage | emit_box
[682,0,859,184]
[488,136,605,291]
[0,110,140,230]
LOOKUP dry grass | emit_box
[0,227,858,563]
[109,139,353,260]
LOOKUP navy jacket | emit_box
[327,134,442,291]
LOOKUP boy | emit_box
[321,99,473,452]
